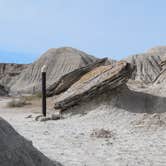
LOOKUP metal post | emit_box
[41,65,46,117]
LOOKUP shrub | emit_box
[35,92,42,98]
[7,97,27,108]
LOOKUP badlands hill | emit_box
[125,47,166,83]
[9,47,97,94]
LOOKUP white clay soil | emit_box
[1,94,166,166]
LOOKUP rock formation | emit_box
[47,58,109,97]
[125,46,166,84]
[54,61,132,111]
[10,47,97,94]
[0,63,28,87]
[0,117,62,166]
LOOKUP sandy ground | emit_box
[1,97,166,166]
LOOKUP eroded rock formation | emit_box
[47,58,109,97]
[54,61,132,111]
[125,46,166,84]
[0,63,28,87]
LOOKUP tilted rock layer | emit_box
[54,61,132,111]
[47,58,109,97]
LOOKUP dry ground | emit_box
[1,96,166,166]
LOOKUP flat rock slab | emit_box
[54,61,132,111]
[47,58,108,96]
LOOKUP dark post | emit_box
[41,66,46,117]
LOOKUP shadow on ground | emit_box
[62,85,166,116]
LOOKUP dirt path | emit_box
[1,97,166,166]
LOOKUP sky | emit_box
[0,0,166,63]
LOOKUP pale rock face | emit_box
[125,46,166,84]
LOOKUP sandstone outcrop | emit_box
[54,61,132,111]
[47,58,109,96]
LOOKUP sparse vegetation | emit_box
[35,92,42,98]
[24,92,42,102]
[7,97,27,108]
[7,92,43,108]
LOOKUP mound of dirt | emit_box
[10,47,97,94]
[0,117,62,166]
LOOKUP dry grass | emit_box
[24,92,42,102]
[6,92,42,108]
[7,97,27,108]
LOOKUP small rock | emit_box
[40,117,51,122]
[25,115,32,119]
[51,114,61,120]
[35,115,43,121]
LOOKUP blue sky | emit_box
[0,0,166,63]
